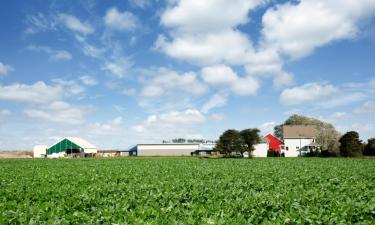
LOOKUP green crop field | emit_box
[1,158,374,224]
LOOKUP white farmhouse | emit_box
[282,125,320,157]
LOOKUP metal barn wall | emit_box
[137,144,200,156]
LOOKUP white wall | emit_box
[83,148,97,154]
[252,143,268,157]
[283,138,314,157]
[137,144,199,156]
[33,145,47,158]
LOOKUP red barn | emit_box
[265,134,283,152]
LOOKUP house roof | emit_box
[283,125,317,138]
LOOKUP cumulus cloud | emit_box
[201,65,259,96]
[27,45,72,61]
[0,82,63,104]
[24,101,88,125]
[102,57,133,78]
[0,62,13,76]
[59,14,94,35]
[79,75,97,86]
[354,101,375,114]
[156,0,265,66]
[132,109,205,133]
[52,78,86,96]
[280,83,338,105]
[104,7,138,31]
[140,68,207,97]
[161,0,264,34]
[88,117,124,135]
[201,92,228,113]
[261,0,375,59]
[259,121,277,135]
[280,82,368,109]
[155,29,254,66]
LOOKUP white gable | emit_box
[66,137,96,149]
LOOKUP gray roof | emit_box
[283,125,317,138]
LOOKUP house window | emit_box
[286,147,289,151]
[296,146,299,150]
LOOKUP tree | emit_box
[240,128,261,156]
[364,138,375,156]
[274,114,341,154]
[215,129,246,156]
[339,131,363,157]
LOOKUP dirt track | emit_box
[0,151,32,159]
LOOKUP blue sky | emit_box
[0,0,375,150]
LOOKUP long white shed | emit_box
[136,144,200,156]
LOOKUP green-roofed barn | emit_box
[47,137,97,158]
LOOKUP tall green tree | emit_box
[339,131,363,157]
[240,128,261,156]
[274,114,341,154]
[215,129,246,155]
[364,138,375,156]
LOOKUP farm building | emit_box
[251,138,269,157]
[135,143,215,156]
[265,134,283,152]
[33,145,47,158]
[243,137,269,158]
[97,150,136,157]
[282,125,321,157]
[47,137,97,158]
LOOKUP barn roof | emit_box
[48,137,96,149]
[283,125,317,138]
[66,137,96,149]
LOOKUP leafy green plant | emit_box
[0,158,374,224]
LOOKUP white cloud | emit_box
[24,13,57,34]
[210,113,225,121]
[280,83,338,105]
[121,88,137,96]
[201,65,259,96]
[104,7,138,31]
[79,75,97,86]
[155,30,254,66]
[261,0,375,59]
[102,57,133,78]
[317,92,366,109]
[0,62,13,76]
[161,0,265,34]
[27,45,72,61]
[354,101,375,114]
[88,117,124,135]
[329,112,348,120]
[132,109,205,133]
[52,79,86,96]
[24,101,88,125]
[59,14,94,35]
[156,0,268,66]
[259,121,277,135]
[140,68,207,97]
[0,82,62,104]
[201,64,238,84]
[0,109,11,117]
[201,92,228,113]
[81,43,106,58]
[51,51,72,61]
